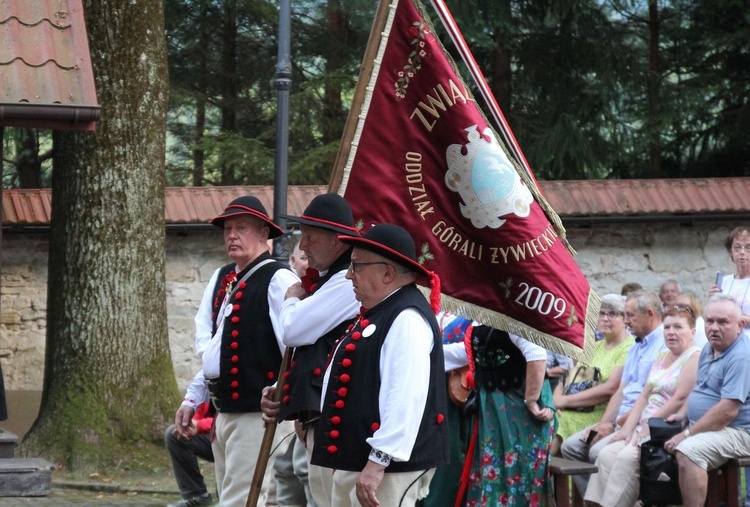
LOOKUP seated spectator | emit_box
[663,295,750,507]
[166,401,215,507]
[560,291,666,495]
[659,279,681,307]
[584,304,700,507]
[552,294,634,456]
[676,291,708,349]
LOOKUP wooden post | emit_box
[245,347,293,507]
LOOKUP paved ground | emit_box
[0,463,218,507]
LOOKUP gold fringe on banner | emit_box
[420,288,600,363]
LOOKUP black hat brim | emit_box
[212,210,284,238]
[280,214,360,237]
[337,235,430,278]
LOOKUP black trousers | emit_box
[165,424,214,498]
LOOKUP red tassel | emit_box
[429,271,441,314]
[464,325,475,389]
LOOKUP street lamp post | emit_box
[272,0,291,261]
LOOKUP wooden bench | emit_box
[706,456,750,507]
[550,456,598,507]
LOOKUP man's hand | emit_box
[174,405,195,439]
[356,460,386,507]
[590,420,615,445]
[285,282,306,300]
[260,386,279,426]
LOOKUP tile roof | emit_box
[3,178,750,228]
[0,0,99,131]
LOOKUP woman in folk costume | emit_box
[459,325,557,507]
[421,315,558,507]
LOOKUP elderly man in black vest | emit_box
[175,196,299,507]
[261,193,361,507]
[311,223,448,507]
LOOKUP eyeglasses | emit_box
[662,304,694,316]
[732,244,750,253]
[348,261,390,273]
[598,311,623,320]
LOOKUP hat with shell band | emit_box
[210,196,284,239]
[280,193,360,237]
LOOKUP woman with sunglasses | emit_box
[552,294,634,456]
[583,305,700,507]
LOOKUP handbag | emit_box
[640,441,682,506]
[447,365,472,406]
[639,418,684,506]
[562,365,602,412]
[647,417,683,445]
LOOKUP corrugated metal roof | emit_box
[541,178,750,218]
[0,0,99,131]
[3,179,750,227]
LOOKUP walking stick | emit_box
[245,347,293,507]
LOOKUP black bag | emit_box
[562,365,602,412]
[647,417,683,445]
[639,419,683,506]
[639,441,682,506]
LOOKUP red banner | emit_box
[335,0,598,359]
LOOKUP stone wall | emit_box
[0,220,743,392]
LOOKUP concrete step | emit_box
[0,458,55,496]
[0,429,19,458]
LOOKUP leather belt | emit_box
[205,378,221,411]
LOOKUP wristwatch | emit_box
[682,428,691,438]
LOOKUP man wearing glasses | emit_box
[311,223,447,507]
[561,290,667,495]
[261,193,361,507]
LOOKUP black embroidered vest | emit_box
[279,252,355,423]
[311,284,449,473]
[471,326,527,391]
[214,253,287,413]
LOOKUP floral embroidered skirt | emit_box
[465,385,556,507]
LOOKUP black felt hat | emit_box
[280,193,360,237]
[210,196,284,239]
[338,223,429,277]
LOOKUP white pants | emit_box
[330,468,435,507]
[212,412,291,507]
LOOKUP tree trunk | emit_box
[220,0,238,185]
[490,0,512,115]
[647,0,662,175]
[193,0,210,186]
[21,0,179,471]
[321,0,345,145]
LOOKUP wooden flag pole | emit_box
[245,347,293,507]
[328,0,392,193]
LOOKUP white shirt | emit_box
[182,265,299,409]
[321,305,434,463]
[721,274,750,328]
[278,269,360,347]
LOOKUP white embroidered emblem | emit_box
[445,125,533,229]
[362,324,377,338]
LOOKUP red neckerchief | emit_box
[300,267,320,295]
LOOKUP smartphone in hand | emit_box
[584,430,598,445]
[715,271,724,289]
